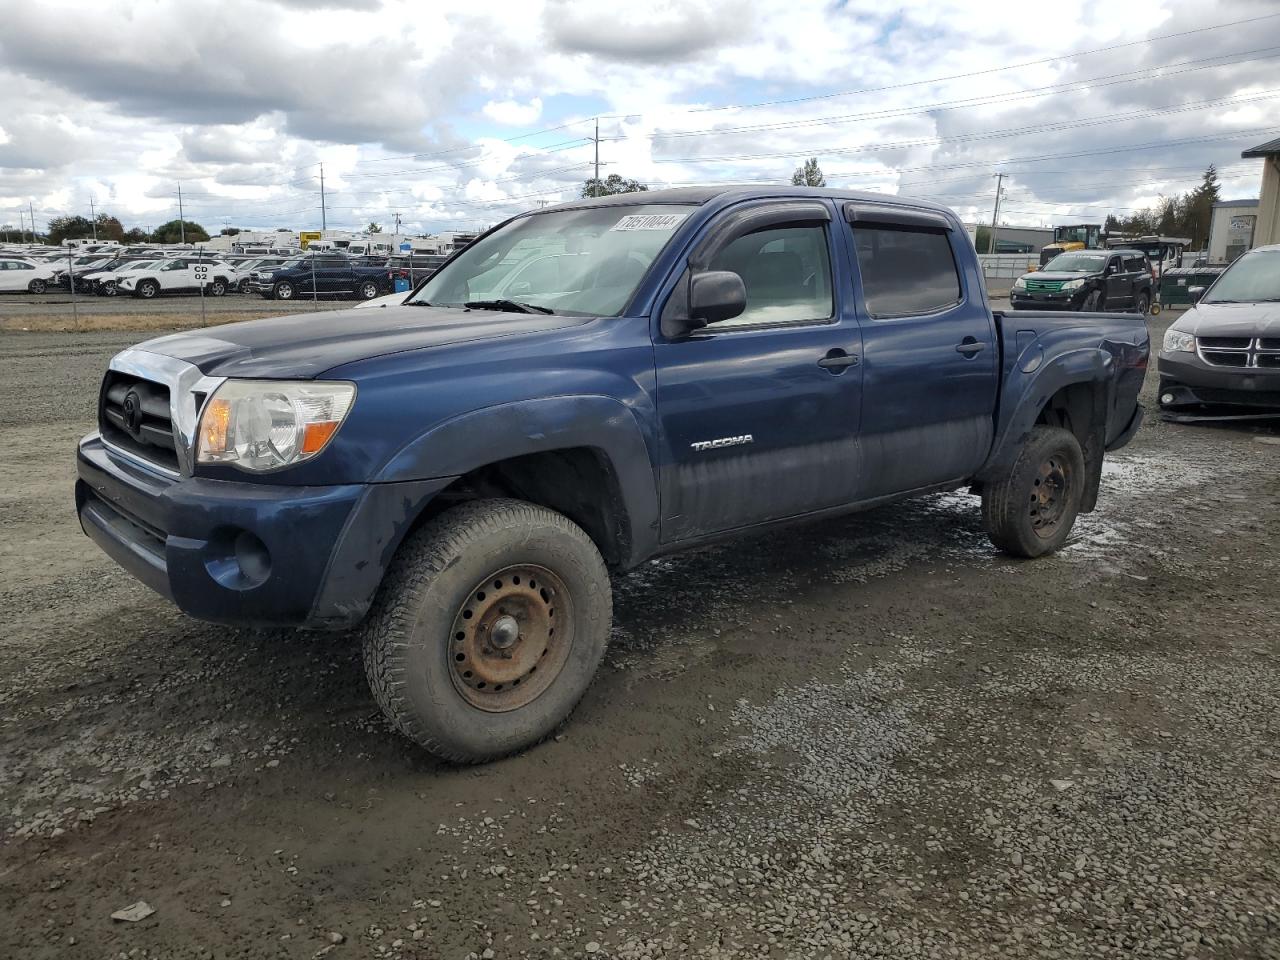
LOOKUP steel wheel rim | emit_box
[447,563,573,713]
[1029,455,1071,538]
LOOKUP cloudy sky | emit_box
[1,0,1277,237]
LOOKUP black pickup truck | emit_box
[248,252,393,301]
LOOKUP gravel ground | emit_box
[0,311,1277,960]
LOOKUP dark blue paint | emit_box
[75,186,1149,629]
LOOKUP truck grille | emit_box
[1024,279,1066,293]
[99,371,179,472]
[1197,336,1280,369]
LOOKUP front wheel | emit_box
[135,279,159,299]
[357,280,380,300]
[361,499,612,763]
[272,280,295,300]
[982,425,1085,558]
[1081,289,1102,312]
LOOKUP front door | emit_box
[653,201,865,543]
[843,203,999,498]
[1103,254,1131,308]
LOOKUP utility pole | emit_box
[593,118,600,192]
[89,196,98,241]
[319,163,327,232]
[17,210,24,244]
[989,173,1006,255]
[29,202,37,244]
[177,182,186,245]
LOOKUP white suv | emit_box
[116,257,235,298]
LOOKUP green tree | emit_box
[790,158,826,187]
[220,226,242,236]
[46,215,95,245]
[366,222,383,233]
[581,174,649,198]
[122,227,151,243]
[151,219,210,244]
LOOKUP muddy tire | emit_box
[982,426,1085,558]
[361,499,612,763]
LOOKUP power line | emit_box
[600,10,1280,119]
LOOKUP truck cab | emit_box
[1038,223,1103,266]
[75,186,1148,763]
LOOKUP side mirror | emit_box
[689,270,747,327]
[1188,286,1205,305]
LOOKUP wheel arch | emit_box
[373,395,660,568]
[980,351,1113,512]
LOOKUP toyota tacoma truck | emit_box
[75,186,1149,762]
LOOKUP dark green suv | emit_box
[1011,249,1154,313]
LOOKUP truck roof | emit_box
[540,184,957,215]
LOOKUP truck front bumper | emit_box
[76,433,453,629]
[1009,289,1090,311]
[1157,351,1280,421]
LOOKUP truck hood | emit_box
[1173,301,1280,338]
[1025,271,1095,282]
[137,304,593,379]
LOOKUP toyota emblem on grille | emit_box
[121,390,143,437]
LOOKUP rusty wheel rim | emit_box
[448,564,573,713]
[1029,455,1071,538]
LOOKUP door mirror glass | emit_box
[689,270,747,326]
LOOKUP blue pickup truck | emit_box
[75,186,1148,761]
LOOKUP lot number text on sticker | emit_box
[610,213,688,232]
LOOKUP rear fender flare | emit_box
[980,349,1112,507]
[373,395,660,565]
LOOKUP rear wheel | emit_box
[273,280,295,300]
[27,279,47,294]
[209,279,227,297]
[1134,290,1151,315]
[361,499,612,763]
[982,426,1085,558]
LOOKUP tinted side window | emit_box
[707,225,833,327]
[853,226,961,316]
[1124,256,1146,272]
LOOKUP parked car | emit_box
[52,255,115,290]
[91,259,165,296]
[1011,249,1154,313]
[0,256,58,293]
[246,252,392,300]
[75,186,1148,762]
[231,256,290,293]
[115,257,236,298]
[1157,243,1280,421]
[72,255,166,294]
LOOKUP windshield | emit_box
[1054,226,1092,244]
[1044,253,1108,272]
[1203,250,1280,302]
[408,204,696,316]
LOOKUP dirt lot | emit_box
[1,313,1277,960]
[0,293,355,333]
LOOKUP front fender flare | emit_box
[374,395,660,566]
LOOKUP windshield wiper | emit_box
[463,298,555,315]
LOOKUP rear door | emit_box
[653,199,865,542]
[1103,255,1130,307]
[843,202,998,498]
[0,261,21,291]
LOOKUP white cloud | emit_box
[482,98,544,126]
[0,0,1274,235]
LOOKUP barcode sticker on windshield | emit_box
[610,213,688,232]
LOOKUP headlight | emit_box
[1162,329,1196,353]
[1012,277,1027,291]
[196,380,356,472]
[1061,279,1085,291]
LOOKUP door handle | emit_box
[817,350,859,371]
[955,338,985,357]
